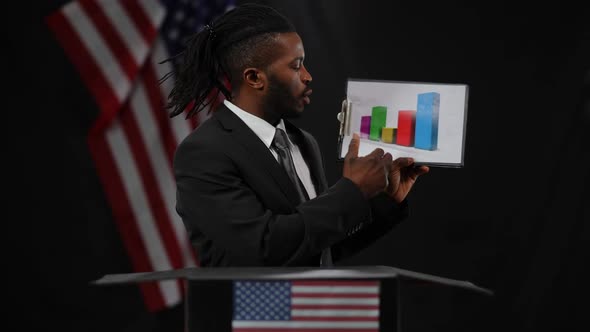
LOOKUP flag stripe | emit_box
[292,286,379,294]
[234,329,377,332]
[78,0,138,80]
[105,119,181,307]
[291,310,379,317]
[291,305,379,310]
[190,111,201,129]
[292,293,379,299]
[142,63,178,166]
[128,79,190,293]
[144,52,199,266]
[232,321,379,328]
[46,10,120,134]
[121,95,185,274]
[150,38,194,143]
[293,281,379,287]
[291,317,379,322]
[59,1,132,134]
[291,298,379,305]
[118,0,158,43]
[87,134,166,310]
[96,0,149,66]
[135,66,197,268]
[136,0,166,28]
[62,1,130,103]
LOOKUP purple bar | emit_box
[361,116,371,139]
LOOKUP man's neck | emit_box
[232,97,280,127]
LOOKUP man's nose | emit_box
[302,65,312,84]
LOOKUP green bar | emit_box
[370,106,387,141]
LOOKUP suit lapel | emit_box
[213,105,303,206]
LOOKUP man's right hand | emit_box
[343,133,392,199]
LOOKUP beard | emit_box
[262,74,304,121]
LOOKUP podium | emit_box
[94,265,493,332]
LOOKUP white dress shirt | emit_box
[224,100,317,199]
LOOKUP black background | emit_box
[8,0,588,331]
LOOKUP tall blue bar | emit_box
[414,92,440,150]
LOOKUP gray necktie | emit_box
[272,128,309,203]
[272,128,333,267]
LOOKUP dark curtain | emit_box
[8,1,588,331]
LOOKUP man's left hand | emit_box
[385,158,429,203]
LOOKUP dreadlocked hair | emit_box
[161,3,296,119]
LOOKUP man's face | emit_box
[262,32,313,119]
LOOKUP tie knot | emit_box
[272,128,290,150]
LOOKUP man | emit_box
[167,3,429,267]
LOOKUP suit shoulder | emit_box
[297,127,321,152]
[177,115,224,148]
[285,121,318,144]
[299,128,317,143]
[174,115,229,163]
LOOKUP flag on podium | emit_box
[232,280,381,332]
[46,0,234,312]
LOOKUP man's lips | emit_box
[303,89,313,105]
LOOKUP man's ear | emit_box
[243,68,266,90]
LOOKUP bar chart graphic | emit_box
[343,79,468,166]
[358,92,440,150]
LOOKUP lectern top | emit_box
[93,265,493,296]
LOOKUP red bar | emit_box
[397,110,416,146]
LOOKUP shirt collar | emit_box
[224,99,291,148]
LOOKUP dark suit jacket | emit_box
[174,105,408,267]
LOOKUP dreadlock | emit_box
[161,3,296,119]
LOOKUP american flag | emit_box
[46,0,234,311]
[232,280,380,332]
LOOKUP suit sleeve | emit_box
[330,195,409,262]
[298,130,410,263]
[174,139,372,266]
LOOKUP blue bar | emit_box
[414,92,440,150]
